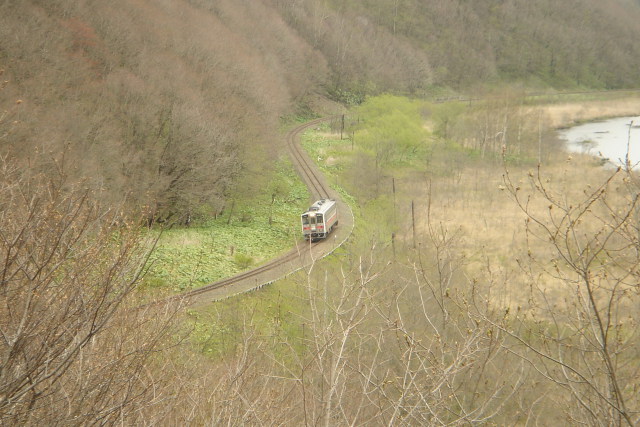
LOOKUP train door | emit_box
[316,214,324,236]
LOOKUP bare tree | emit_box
[495,162,640,425]
[0,156,180,425]
[220,236,526,425]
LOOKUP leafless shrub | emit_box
[493,162,640,425]
[180,239,527,425]
[0,157,180,425]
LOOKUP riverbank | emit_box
[543,96,640,128]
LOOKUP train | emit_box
[301,199,338,241]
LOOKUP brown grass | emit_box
[407,153,621,309]
[543,98,640,128]
[402,98,640,309]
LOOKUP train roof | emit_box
[303,199,336,215]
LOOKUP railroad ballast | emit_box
[301,199,338,241]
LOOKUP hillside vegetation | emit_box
[1,0,325,223]
[2,0,640,424]
[3,0,640,222]
[276,0,640,97]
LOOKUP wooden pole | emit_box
[392,177,396,226]
[391,232,396,259]
[427,178,432,225]
[411,200,416,249]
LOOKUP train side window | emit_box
[317,214,323,223]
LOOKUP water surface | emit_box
[559,116,640,167]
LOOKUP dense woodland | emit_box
[2,0,640,425]
[2,0,640,222]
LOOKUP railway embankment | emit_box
[185,118,354,306]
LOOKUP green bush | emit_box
[233,253,254,270]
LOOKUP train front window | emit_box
[302,214,309,225]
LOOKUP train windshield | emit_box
[302,214,309,225]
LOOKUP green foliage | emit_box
[430,101,468,140]
[301,123,353,170]
[355,95,431,166]
[233,253,254,269]
[327,87,368,106]
[188,278,309,361]
[279,110,321,128]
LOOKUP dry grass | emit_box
[406,154,618,309]
[399,97,640,309]
[543,98,640,128]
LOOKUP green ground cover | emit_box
[142,158,309,292]
[299,123,359,217]
[300,122,352,171]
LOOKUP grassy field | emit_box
[532,93,640,128]
[141,157,309,293]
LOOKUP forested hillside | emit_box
[3,1,640,424]
[2,0,640,221]
[0,0,327,223]
[276,0,640,96]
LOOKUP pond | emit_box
[558,115,640,167]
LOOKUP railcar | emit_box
[301,199,338,241]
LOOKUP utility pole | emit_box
[411,200,416,249]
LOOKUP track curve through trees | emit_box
[176,117,354,306]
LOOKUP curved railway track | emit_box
[177,246,303,301]
[171,116,351,306]
[286,116,335,201]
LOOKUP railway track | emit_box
[171,116,350,306]
[177,246,303,302]
[286,116,336,200]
